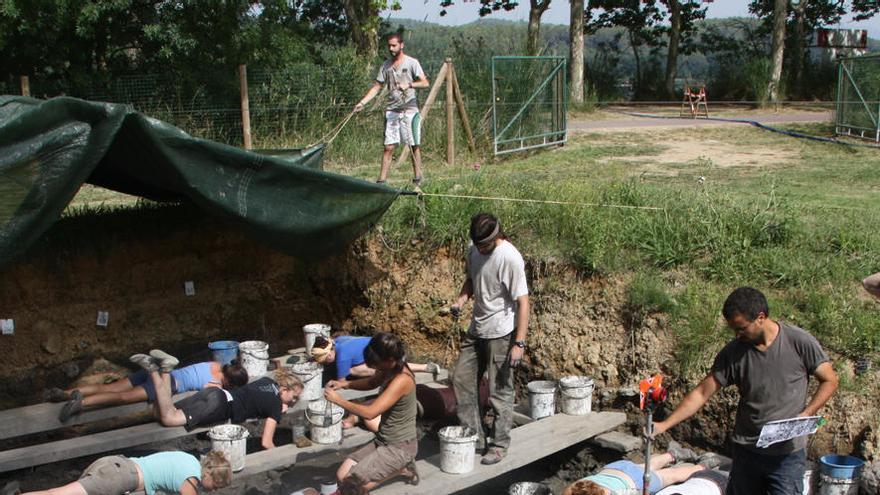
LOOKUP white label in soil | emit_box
[96,311,109,327]
[184,281,196,296]
[0,319,13,335]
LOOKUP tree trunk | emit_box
[569,0,585,104]
[792,0,807,97]
[526,0,551,56]
[629,30,642,99]
[766,0,788,104]
[664,0,681,100]
[343,0,379,61]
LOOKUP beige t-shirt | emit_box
[466,240,529,339]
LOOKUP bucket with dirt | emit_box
[239,340,269,379]
[303,323,331,355]
[818,455,864,495]
[508,482,553,495]
[558,375,594,416]
[208,340,239,365]
[287,361,323,401]
[438,426,478,474]
[208,424,249,472]
[527,380,557,420]
[306,399,344,444]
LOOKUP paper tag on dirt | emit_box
[184,281,195,296]
[756,416,821,448]
[96,311,109,327]
[0,319,13,335]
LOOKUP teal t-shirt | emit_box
[583,473,631,492]
[132,452,201,495]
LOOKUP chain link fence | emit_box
[836,55,880,142]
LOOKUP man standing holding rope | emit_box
[450,213,530,465]
[354,32,429,189]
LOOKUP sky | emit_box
[383,1,880,38]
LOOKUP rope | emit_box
[305,110,356,149]
[398,191,664,211]
[620,111,880,149]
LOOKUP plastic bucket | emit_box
[287,361,323,401]
[527,380,557,420]
[804,460,817,495]
[558,375,594,416]
[318,477,337,495]
[239,340,270,379]
[303,323,331,355]
[306,399,345,444]
[438,426,478,474]
[509,482,553,495]
[208,424,249,472]
[819,455,864,495]
[208,340,239,365]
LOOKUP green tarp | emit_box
[0,96,399,265]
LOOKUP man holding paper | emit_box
[653,286,838,495]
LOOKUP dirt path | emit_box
[570,111,832,131]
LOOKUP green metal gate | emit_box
[836,54,880,142]
[491,56,567,155]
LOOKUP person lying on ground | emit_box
[134,349,302,450]
[54,359,248,422]
[18,450,231,495]
[311,334,440,432]
[655,468,728,495]
[864,272,880,301]
[562,443,715,495]
[324,333,420,494]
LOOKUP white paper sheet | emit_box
[757,416,822,448]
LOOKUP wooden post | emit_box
[238,64,253,150]
[446,58,455,166]
[450,65,477,155]
[395,61,450,168]
[20,76,30,97]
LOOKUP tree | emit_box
[342,0,401,61]
[570,0,585,104]
[766,0,787,103]
[440,0,552,56]
[659,0,706,100]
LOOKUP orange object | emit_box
[639,374,668,411]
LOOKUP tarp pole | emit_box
[446,58,455,166]
[20,76,29,97]
[238,64,253,150]
[451,64,477,154]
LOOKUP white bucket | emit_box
[438,426,478,474]
[306,399,345,444]
[303,323,331,355]
[804,461,817,495]
[509,482,554,495]
[287,361,323,401]
[239,340,269,379]
[318,478,337,495]
[558,375,594,416]
[819,474,859,495]
[208,424,249,472]
[527,380,557,420]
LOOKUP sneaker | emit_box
[70,389,83,402]
[403,459,420,486]
[149,349,179,373]
[697,452,723,470]
[481,447,507,465]
[129,353,158,372]
[668,440,699,463]
[59,396,83,422]
[43,387,71,403]
[425,362,441,380]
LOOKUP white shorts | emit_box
[384,109,421,146]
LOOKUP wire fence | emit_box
[836,55,880,142]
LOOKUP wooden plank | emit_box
[374,411,626,495]
[450,65,477,155]
[239,428,375,476]
[0,372,446,473]
[239,64,253,149]
[446,58,455,166]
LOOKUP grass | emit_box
[61,117,880,377]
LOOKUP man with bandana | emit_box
[450,212,530,465]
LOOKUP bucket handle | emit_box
[240,348,270,360]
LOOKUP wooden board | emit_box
[0,372,446,473]
[374,411,626,495]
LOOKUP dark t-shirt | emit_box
[711,321,829,454]
[228,377,283,423]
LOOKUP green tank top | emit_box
[376,372,417,445]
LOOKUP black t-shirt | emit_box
[228,377,283,423]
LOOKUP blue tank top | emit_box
[171,362,215,392]
[334,336,371,379]
[132,452,201,495]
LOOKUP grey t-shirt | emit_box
[376,55,424,112]
[711,322,829,454]
[466,240,529,339]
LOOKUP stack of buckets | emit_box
[208,340,239,365]
[208,424,249,472]
[817,454,864,495]
[239,340,270,379]
[527,375,595,420]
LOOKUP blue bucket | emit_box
[819,454,864,479]
[209,340,239,365]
